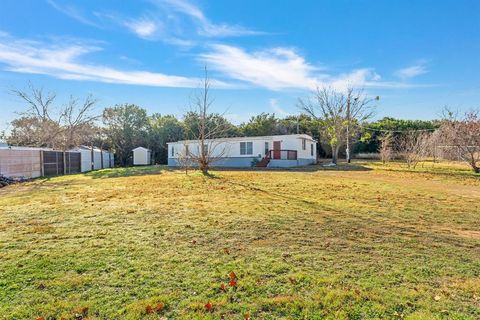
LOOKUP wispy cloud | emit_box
[394,61,428,80]
[0,32,423,92]
[0,35,229,88]
[199,44,401,91]
[157,0,265,37]
[124,17,159,38]
[199,44,319,90]
[47,0,99,27]
[48,0,265,44]
[91,11,195,47]
[269,98,290,116]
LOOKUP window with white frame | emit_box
[240,142,253,155]
[171,145,174,156]
[302,138,306,150]
[264,142,269,155]
[310,143,314,156]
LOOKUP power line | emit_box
[359,126,438,133]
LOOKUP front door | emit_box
[273,141,281,159]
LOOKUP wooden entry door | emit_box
[273,141,281,159]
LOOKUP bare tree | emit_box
[438,110,480,173]
[9,84,98,150]
[183,67,230,174]
[378,131,394,164]
[398,131,431,169]
[175,143,194,174]
[298,87,376,164]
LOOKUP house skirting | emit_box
[168,157,315,168]
[268,158,315,167]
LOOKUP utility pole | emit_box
[345,95,379,163]
[346,97,351,163]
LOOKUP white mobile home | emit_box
[167,134,317,168]
[133,147,152,165]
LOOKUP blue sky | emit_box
[1,0,479,131]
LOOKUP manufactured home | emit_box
[167,134,317,168]
[133,147,152,165]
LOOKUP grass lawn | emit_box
[0,161,479,319]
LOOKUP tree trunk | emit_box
[331,143,339,164]
[472,163,480,173]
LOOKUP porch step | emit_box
[256,157,270,167]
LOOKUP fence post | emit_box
[91,144,94,171]
[62,151,66,175]
[40,150,44,177]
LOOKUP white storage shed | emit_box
[133,147,152,166]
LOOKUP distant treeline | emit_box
[97,104,442,165]
[6,101,441,165]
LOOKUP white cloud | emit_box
[155,0,265,37]
[47,0,99,27]
[394,62,428,80]
[199,44,319,90]
[0,35,230,88]
[224,112,255,125]
[199,44,396,91]
[269,98,290,116]
[48,0,266,45]
[124,18,158,38]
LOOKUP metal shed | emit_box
[69,146,115,172]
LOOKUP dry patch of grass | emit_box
[0,162,479,319]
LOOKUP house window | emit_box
[185,145,189,155]
[264,142,269,155]
[171,146,174,156]
[240,142,253,155]
[302,139,306,150]
[310,144,314,156]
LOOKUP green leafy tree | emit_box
[355,117,441,154]
[183,112,238,140]
[147,114,184,164]
[240,113,284,136]
[102,104,149,166]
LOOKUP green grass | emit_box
[0,161,479,319]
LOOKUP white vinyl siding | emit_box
[240,142,253,155]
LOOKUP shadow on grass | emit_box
[223,178,321,208]
[86,165,167,179]
[208,162,373,172]
[368,160,480,179]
